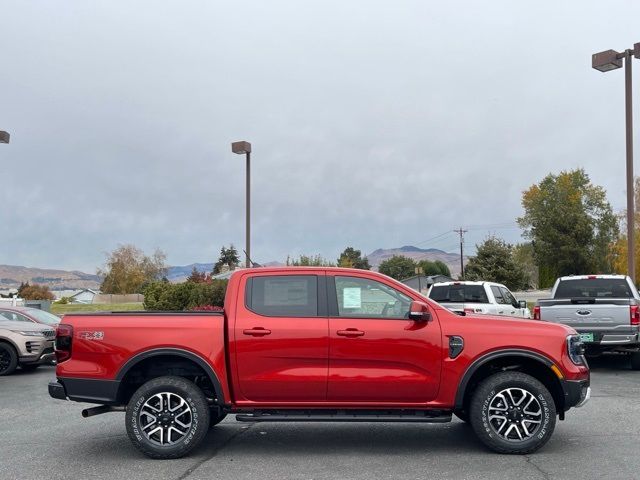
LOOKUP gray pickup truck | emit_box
[535,275,640,369]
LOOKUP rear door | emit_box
[234,272,329,403]
[327,274,442,404]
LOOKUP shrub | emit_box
[143,280,227,311]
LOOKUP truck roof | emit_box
[556,274,628,281]
[430,281,505,288]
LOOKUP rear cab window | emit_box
[430,284,489,303]
[554,278,633,299]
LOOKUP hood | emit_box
[0,318,55,334]
[462,312,576,336]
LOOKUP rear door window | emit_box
[246,275,318,317]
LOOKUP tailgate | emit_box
[539,298,633,332]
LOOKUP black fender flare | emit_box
[115,348,226,404]
[454,349,556,410]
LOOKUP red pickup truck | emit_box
[49,267,590,459]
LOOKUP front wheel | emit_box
[0,343,18,376]
[126,376,210,459]
[469,372,556,454]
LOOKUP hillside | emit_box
[0,265,102,290]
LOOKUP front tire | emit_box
[469,372,556,454]
[0,343,18,376]
[126,376,210,459]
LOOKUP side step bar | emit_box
[236,409,452,423]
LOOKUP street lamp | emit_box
[593,43,640,282]
[232,141,252,268]
[0,131,9,144]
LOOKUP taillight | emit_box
[631,305,640,326]
[55,324,73,363]
[533,305,541,320]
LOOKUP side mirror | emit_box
[409,301,431,322]
[518,300,527,309]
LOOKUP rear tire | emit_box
[631,351,640,371]
[126,376,210,459]
[469,372,556,454]
[0,343,18,376]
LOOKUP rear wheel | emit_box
[126,376,210,459]
[0,343,18,376]
[631,351,640,371]
[469,372,556,454]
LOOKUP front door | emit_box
[234,273,329,403]
[327,274,442,404]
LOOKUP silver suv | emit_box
[0,318,56,375]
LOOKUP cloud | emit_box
[1,0,637,270]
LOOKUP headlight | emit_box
[10,330,43,336]
[567,334,586,365]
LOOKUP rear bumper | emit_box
[575,329,640,349]
[48,377,121,404]
[561,378,591,409]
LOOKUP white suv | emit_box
[427,281,531,319]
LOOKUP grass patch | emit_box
[51,302,144,315]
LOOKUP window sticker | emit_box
[343,287,362,309]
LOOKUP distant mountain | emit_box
[0,265,102,290]
[165,263,214,282]
[366,246,465,275]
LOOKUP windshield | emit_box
[554,279,632,299]
[25,309,61,325]
[429,284,489,303]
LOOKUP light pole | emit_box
[593,44,640,282]
[232,141,252,268]
[0,131,9,144]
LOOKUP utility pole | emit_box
[454,227,467,279]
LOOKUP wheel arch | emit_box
[115,348,226,405]
[454,349,565,417]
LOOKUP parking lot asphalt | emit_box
[1,356,639,480]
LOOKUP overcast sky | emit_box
[1,1,639,271]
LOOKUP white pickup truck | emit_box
[535,274,640,369]
[427,281,531,318]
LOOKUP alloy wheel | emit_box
[487,387,542,441]
[138,392,193,446]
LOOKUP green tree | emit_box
[337,247,371,269]
[213,245,240,274]
[17,282,55,300]
[417,259,451,276]
[518,169,618,287]
[99,245,167,294]
[286,254,335,266]
[465,237,530,290]
[378,255,416,280]
[512,243,538,289]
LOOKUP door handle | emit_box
[243,327,272,336]
[498,311,504,314]
[336,329,365,337]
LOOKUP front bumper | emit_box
[561,378,591,409]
